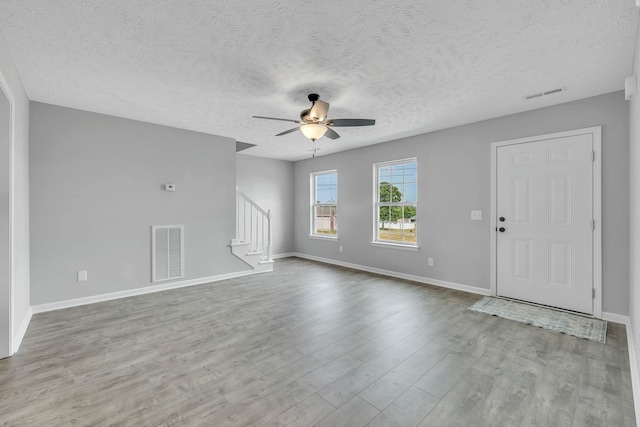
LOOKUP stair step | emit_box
[230,237,273,272]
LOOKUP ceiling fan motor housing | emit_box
[300,108,311,122]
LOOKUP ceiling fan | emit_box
[252,94,375,142]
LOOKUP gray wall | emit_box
[236,154,295,256]
[0,30,30,353]
[293,91,629,315]
[30,102,248,305]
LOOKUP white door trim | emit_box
[0,66,15,356]
[490,127,602,318]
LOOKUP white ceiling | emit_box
[0,1,637,161]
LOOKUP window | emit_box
[311,170,338,238]
[375,159,417,245]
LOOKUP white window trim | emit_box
[370,241,420,251]
[310,169,338,239]
[372,158,418,248]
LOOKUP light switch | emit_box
[164,184,176,192]
[471,210,482,221]
[77,270,88,282]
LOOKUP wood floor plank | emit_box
[264,394,335,427]
[317,332,431,407]
[358,336,452,410]
[314,396,379,427]
[413,352,479,398]
[367,386,439,427]
[0,257,634,426]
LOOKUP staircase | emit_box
[231,187,274,273]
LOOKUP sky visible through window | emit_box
[378,162,417,203]
[316,173,337,204]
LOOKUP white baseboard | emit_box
[12,307,33,354]
[273,252,295,259]
[620,316,640,425]
[602,311,629,325]
[31,269,259,314]
[291,252,491,296]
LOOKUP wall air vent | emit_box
[523,86,567,100]
[152,225,184,282]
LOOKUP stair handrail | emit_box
[236,187,269,217]
[236,187,273,261]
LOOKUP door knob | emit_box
[499,217,505,222]
[498,227,506,232]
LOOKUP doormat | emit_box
[468,296,607,343]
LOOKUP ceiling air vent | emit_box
[523,86,567,100]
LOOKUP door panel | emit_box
[496,133,593,314]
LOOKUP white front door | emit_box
[496,133,594,314]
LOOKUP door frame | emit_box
[0,67,15,356]
[489,127,602,318]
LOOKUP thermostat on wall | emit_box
[164,184,176,192]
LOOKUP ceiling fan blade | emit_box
[275,127,300,136]
[324,127,340,140]
[253,116,301,124]
[327,119,375,127]
[309,100,330,122]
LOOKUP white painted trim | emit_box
[615,315,640,424]
[31,270,258,314]
[592,128,603,318]
[370,241,419,251]
[291,252,491,296]
[489,126,603,317]
[272,252,295,259]
[12,306,31,354]
[0,65,15,358]
[307,235,339,242]
[601,311,629,325]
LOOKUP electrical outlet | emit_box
[428,258,434,267]
[77,270,88,282]
[471,210,482,221]
[339,245,343,253]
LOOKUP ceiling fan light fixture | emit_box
[300,123,327,141]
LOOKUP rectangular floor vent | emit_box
[152,225,184,282]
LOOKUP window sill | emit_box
[309,235,339,241]
[370,241,419,251]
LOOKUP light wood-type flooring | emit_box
[0,257,635,426]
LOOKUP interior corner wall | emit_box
[0,30,30,351]
[235,153,295,256]
[293,91,629,316]
[29,102,248,305]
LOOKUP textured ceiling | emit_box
[0,1,637,160]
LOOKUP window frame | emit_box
[310,169,339,240]
[373,158,418,249]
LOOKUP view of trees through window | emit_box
[312,171,338,237]
[376,160,417,244]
